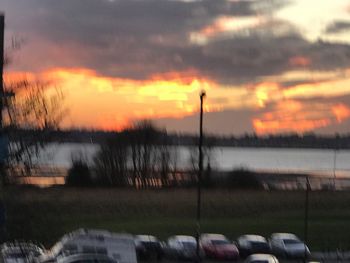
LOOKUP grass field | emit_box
[2,187,350,251]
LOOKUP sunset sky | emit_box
[2,0,350,135]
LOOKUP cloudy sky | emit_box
[2,0,350,135]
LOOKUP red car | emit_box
[200,233,239,260]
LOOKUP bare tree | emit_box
[187,135,216,187]
[1,36,66,181]
[157,133,178,188]
[127,121,160,189]
[93,120,178,189]
[3,79,66,180]
[94,132,129,186]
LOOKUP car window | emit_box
[250,260,269,263]
[181,241,196,249]
[212,240,230,245]
[82,246,96,254]
[95,247,108,255]
[283,239,301,245]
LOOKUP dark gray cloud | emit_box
[154,108,256,135]
[325,20,350,34]
[3,0,350,86]
[314,119,350,135]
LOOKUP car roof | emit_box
[57,253,117,263]
[271,233,299,240]
[173,235,196,242]
[247,254,278,262]
[200,233,227,240]
[135,235,158,242]
[239,235,267,242]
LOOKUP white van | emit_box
[37,229,137,263]
[1,241,45,263]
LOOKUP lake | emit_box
[34,143,350,178]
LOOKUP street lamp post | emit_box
[196,91,205,263]
[0,14,5,177]
[304,175,310,263]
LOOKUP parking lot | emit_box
[140,257,350,263]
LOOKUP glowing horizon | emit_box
[5,66,350,135]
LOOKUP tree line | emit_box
[65,121,266,190]
[67,121,181,189]
[24,129,350,149]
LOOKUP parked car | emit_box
[37,229,137,263]
[200,233,239,260]
[244,253,279,263]
[237,235,270,257]
[134,235,163,261]
[56,253,118,263]
[1,241,45,263]
[166,235,201,260]
[269,233,310,259]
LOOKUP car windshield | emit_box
[251,241,268,247]
[182,241,196,249]
[283,239,302,245]
[212,240,230,245]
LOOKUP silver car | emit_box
[56,253,118,263]
[166,235,201,260]
[1,242,45,263]
[245,253,279,263]
[269,233,310,259]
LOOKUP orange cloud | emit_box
[253,100,333,134]
[5,68,218,130]
[252,82,281,107]
[332,104,350,123]
[253,118,330,134]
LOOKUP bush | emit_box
[224,169,264,189]
[65,160,93,187]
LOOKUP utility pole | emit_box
[0,14,4,132]
[0,14,5,242]
[196,91,205,263]
[0,14,4,178]
[333,135,339,190]
[304,175,310,263]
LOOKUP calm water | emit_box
[35,143,350,177]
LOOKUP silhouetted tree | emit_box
[93,121,178,188]
[224,169,264,189]
[2,38,66,182]
[3,80,66,180]
[66,158,92,187]
[94,132,129,187]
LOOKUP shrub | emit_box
[224,169,264,189]
[66,160,93,187]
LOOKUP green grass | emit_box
[2,187,350,251]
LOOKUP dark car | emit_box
[237,235,270,257]
[135,235,164,261]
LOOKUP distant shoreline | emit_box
[10,129,350,149]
